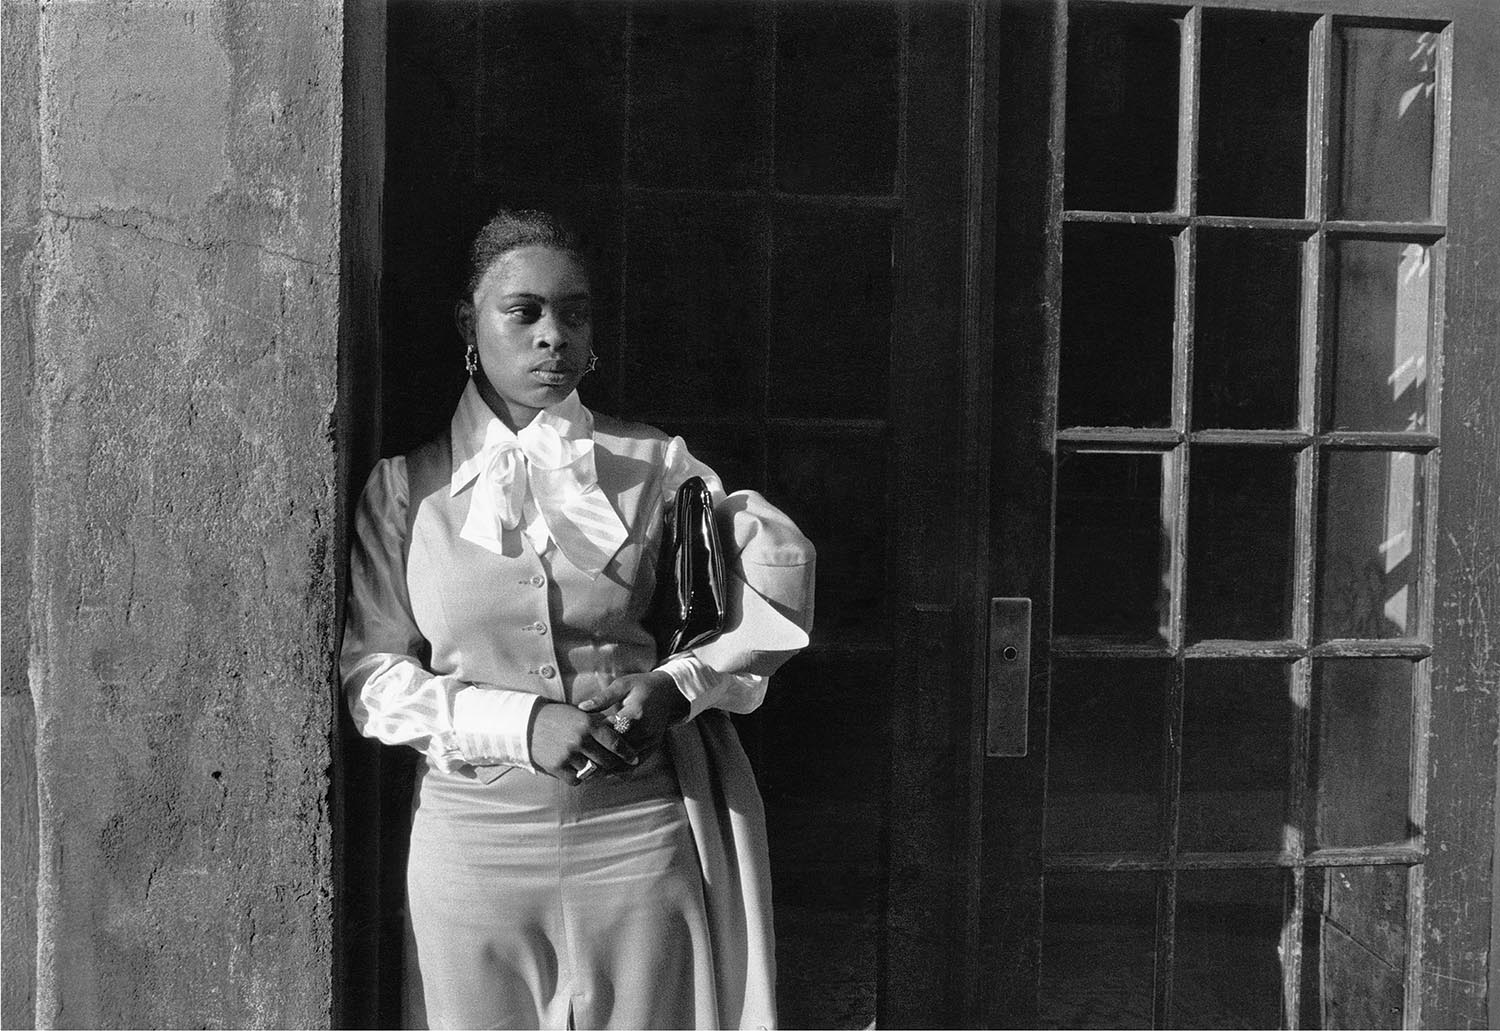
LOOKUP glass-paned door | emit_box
[979,0,1499,1027]
[1051,5,1445,1021]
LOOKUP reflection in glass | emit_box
[1334,28,1438,221]
[1301,866,1408,1029]
[1060,226,1177,427]
[1328,240,1431,431]
[775,2,899,194]
[768,431,886,644]
[628,2,762,189]
[1180,662,1291,852]
[770,209,892,418]
[1055,452,1169,641]
[1312,660,1413,848]
[1040,873,1158,1029]
[1173,869,1286,1028]
[1048,660,1167,854]
[1192,231,1303,429]
[1065,8,1180,213]
[1186,448,1297,641]
[1317,451,1425,639]
[626,199,764,417]
[1200,13,1311,217]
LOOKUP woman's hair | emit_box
[463,207,589,297]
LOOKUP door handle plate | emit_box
[986,597,1031,757]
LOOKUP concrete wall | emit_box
[3,0,42,1025]
[4,0,343,1025]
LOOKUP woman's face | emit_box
[457,244,593,429]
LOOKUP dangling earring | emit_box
[465,341,479,377]
[584,352,600,376]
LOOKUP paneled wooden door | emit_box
[377,3,980,1027]
[968,1,1500,1028]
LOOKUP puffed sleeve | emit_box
[341,458,543,773]
[653,437,816,721]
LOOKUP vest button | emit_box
[538,665,556,679]
[530,574,545,588]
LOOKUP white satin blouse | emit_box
[340,383,771,776]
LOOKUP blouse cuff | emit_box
[657,654,728,723]
[452,687,544,770]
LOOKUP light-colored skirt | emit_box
[404,749,718,1030]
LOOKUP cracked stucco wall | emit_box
[10,1,343,1025]
[3,0,42,1026]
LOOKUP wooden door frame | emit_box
[1416,0,1500,1020]
[956,0,1500,1027]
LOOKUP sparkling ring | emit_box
[576,759,600,782]
[610,712,635,735]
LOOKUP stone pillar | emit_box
[3,0,42,1026]
[18,1,343,1024]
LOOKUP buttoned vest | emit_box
[403,415,672,713]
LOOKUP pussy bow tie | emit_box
[459,421,629,578]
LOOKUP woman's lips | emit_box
[531,367,574,386]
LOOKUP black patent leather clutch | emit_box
[647,476,727,657]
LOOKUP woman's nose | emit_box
[533,314,570,348]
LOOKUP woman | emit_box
[341,208,815,1030]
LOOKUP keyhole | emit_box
[1002,646,1019,661]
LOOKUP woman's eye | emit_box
[504,304,541,322]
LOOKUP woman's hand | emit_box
[528,702,639,784]
[578,671,690,755]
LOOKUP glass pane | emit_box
[1316,451,1425,640]
[1312,660,1413,848]
[1048,660,1168,853]
[1180,662,1291,853]
[628,2,763,190]
[768,430,886,644]
[775,3,898,195]
[1191,231,1303,430]
[759,651,887,1029]
[1173,869,1286,1029]
[770,209,892,418]
[1200,13,1311,217]
[1333,27,1438,221]
[479,2,625,185]
[1301,866,1408,1029]
[1040,872,1159,1029]
[1186,448,1297,641]
[1060,226,1176,428]
[625,198,764,418]
[1065,8,1180,213]
[1327,240,1431,432]
[1055,452,1169,641]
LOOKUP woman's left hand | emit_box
[578,670,689,755]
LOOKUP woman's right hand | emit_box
[528,702,639,784]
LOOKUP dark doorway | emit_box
[368,2,972,1027]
